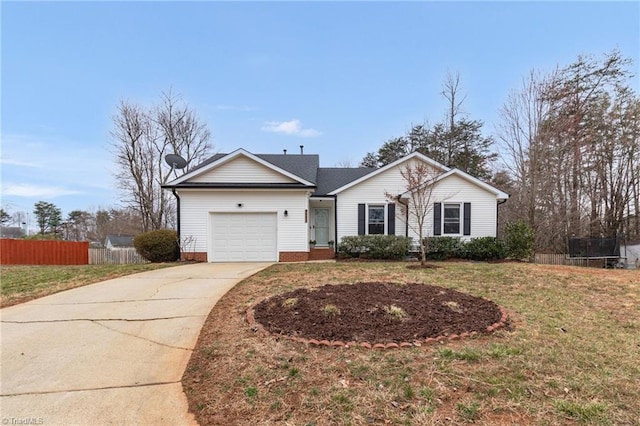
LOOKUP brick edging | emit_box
[246,306,509,350]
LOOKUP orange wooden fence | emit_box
[0,239,89,265]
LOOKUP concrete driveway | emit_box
[0,262,271,425]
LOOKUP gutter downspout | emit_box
[497,199,507,239]
[171,188,181,239]
[333,195,338,259]
[397,196,410,237]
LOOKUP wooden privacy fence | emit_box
[89,248,149,265]
[1,239,89,265]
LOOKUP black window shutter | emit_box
[358,204,365,235]
[433,203,442,236]
[463,203,471,236]
[387,203,396,235]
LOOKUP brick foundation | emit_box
[181,251,332,263]
[181,252,207,262]
[309,247,336,261]
[279,252,310,262]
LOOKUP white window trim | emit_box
[367,204,386,235]
[442,202,462,236]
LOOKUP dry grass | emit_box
[384,304,408,321]
[183,262,640,425]
[0,263,175,307]
[321,303,341,317]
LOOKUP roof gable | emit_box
[434,168,509,199]
[395,167,509,200]
[105,235,135,247]
[189,155,299,184]
[328,152,450,195]
[166,149,316,187]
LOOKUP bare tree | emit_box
[155,90,213,175]
[497,69,559,248]
[497,51,639,251]
[86,207,145,245]
[590,86,640,238]
[386,161,440,266]
[441,71,467,166]
[111,90,213,231]
[543,50,632,238]
[363,72,495,179]
[334,158,355,168]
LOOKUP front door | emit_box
[314,208,330,246]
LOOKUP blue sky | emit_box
[2,1,639,221]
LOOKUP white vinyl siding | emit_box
[336,159,429,240]
[189,156,297,184]
[335,160,498,243]
[433,174,497,239]
[177,189,309,258]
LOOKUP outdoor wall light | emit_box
[284,210,289,217]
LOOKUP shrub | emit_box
[504,220,535,260]
[338,235,411,260]
[423,237,463,260]
[133,229,180,262]
[337,236,366,258]
[461,237,506,261]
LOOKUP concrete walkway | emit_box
[0,262,271,425]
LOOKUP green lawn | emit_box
[0,263,175,307]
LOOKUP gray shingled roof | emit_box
[186,153,319,184]
[0,226,24,238]
[313,167,376,196]
[256,154,319,184]
[176,152,374,194]
[106,235,135,247]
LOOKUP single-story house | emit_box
[162,148,509,262]
[0,226,25,239]
[105,234,135,250]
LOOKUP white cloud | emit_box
[1,183,81,198]
[0,158,42,168]
[261,119,322,137]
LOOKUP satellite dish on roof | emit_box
[165,154,187,170]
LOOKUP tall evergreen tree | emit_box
[360,72,496,178]
[33,201,62,235]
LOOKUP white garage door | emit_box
[210,212,277,261]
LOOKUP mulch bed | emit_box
[252,282,505,344]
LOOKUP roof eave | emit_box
[163,183,315,190]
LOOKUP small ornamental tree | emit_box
[386,161,440,266]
